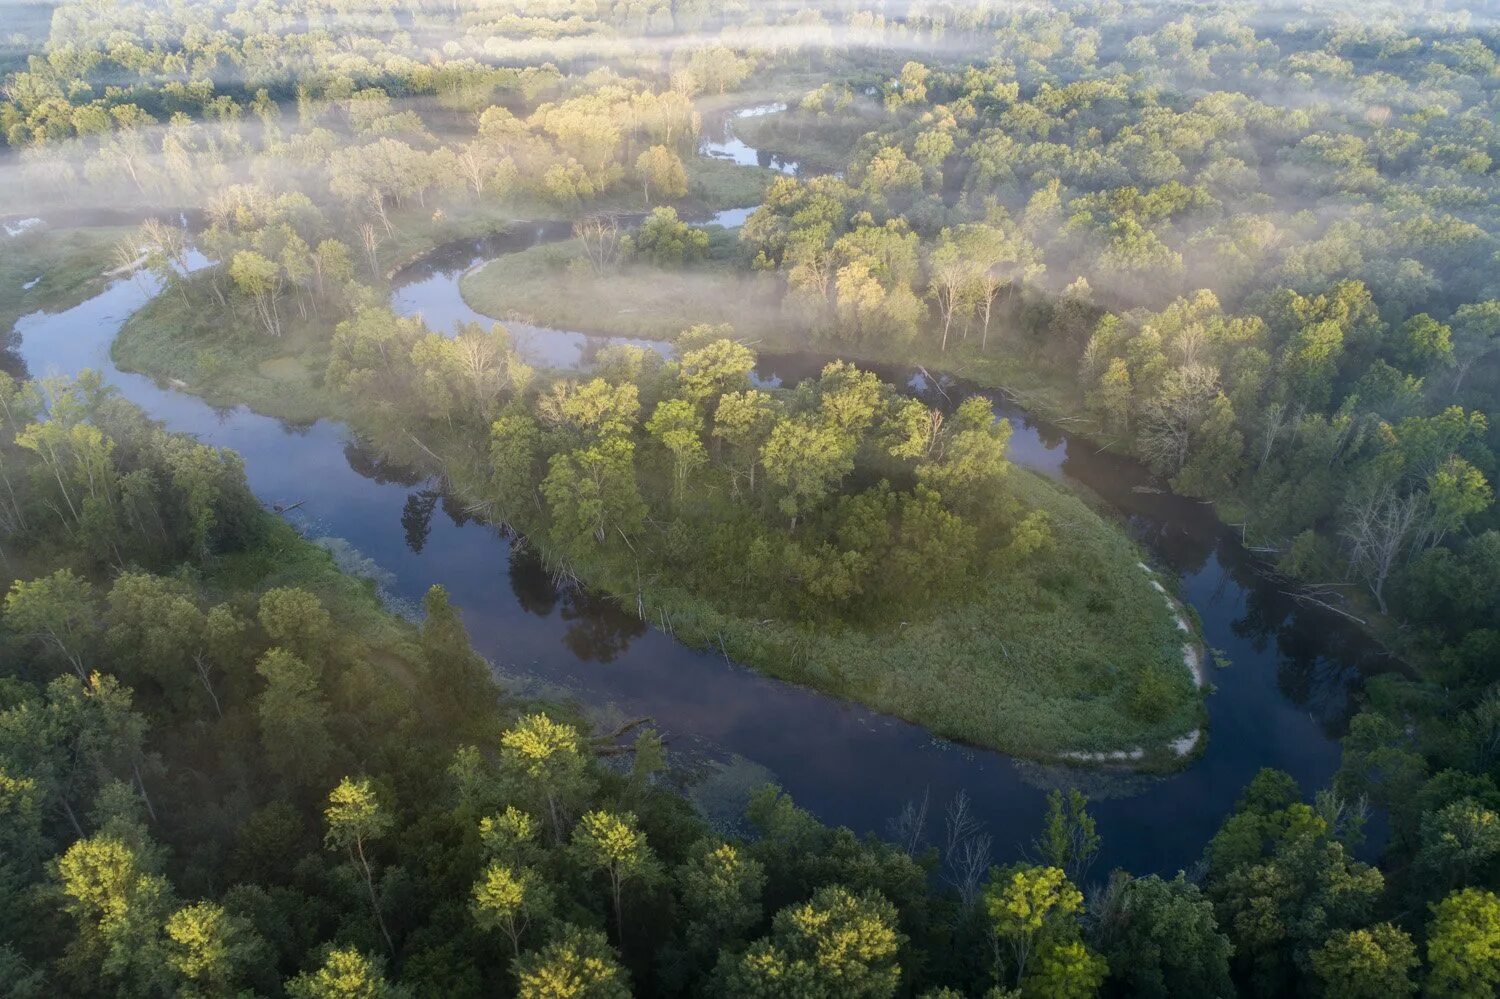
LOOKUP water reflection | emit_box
[401,490,440,554]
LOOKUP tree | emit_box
[713,390,777,494]
[635,145,686,203]
[984,865,1085,989]
[676,840,765,958]
[254,649,332,788]
[1033,790,1099,884]
[1449,301,1500,390]
[927,234,973,352]
[761,416,855,528]
[1426,888,1500,998]
[418,585,491,709]
[230,250,284,337]
[715,885,904,998]
[324,777,396,955]
[1340,486,1426,614]
[499,714,592,842]
[54,833,173,995]
[472,862,550,957]
[1309,923,1417,999]
[541,438,647,551]
[628,207,706,267]
[1091,872,1233,998]
[1395,313,1453,373]
[257,588,332,668]
[645,399,706,503]
[514,926,630,999]
[677,339,755,409]
[918,398,1012,514]
[571,809,656,937]
[165,901,267,996]
[4,569,98,680]
[286,948,402,999]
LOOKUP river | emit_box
[3,108,1389,876]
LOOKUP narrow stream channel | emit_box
[4,107,1389,875]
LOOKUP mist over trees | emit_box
[3,0,1500,996]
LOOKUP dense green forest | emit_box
[4,0,1500,995]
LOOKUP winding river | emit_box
[3,110,1391,876]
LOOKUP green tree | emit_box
[677,339,755,409]
[984,865,1085,989]
[472,862,550,956]
[716,885,905,998]
[254,648,332,788]
[761,417,854,528]
[514,925,630,999]
[1091,872,1233,998]
[645,399,706,503]
[286,948,402,999]
[1427,888,1500,998]
[713,390,777,495]
[1449,300,1500,390]
[628,207,707,267]
[1309,923,1417,999]
[676,840,765,958]
[635,144,686,203]
[4,569,98,680]
[1034,790,1099,884]
[542,438,647,551]
[571,809,657,937]
[499,713,592,842]
[324,777,396,955]
[257,588,332,668]
[165,901,267,997]
[54,833,173,995]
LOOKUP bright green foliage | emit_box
[716,885,905,999]
[646,398,707,502]
[500,714,593,841]
[324,777,396,955]
[761,416,854,526]
[629,207,707,267]
[164,901,266,996]
[984,865,1085,988]
[1309,923,1418,999]
[54,833,173,994]
[472,862,550,955]
[542,437,647,551]
[1427,888,1500,998]
[636,144,686,202]
[571,809,657,934]
[677,339,755,409]
[514,926,631,999]
[1023,937,1107,999]
[286,948,401,999]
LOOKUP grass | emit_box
[462,238,784,338]
[634,470,1199,760]
[113,282,341,425]
[459,239,1087,401]
[1,225,133,335]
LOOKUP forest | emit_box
[3,0,1500,996]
